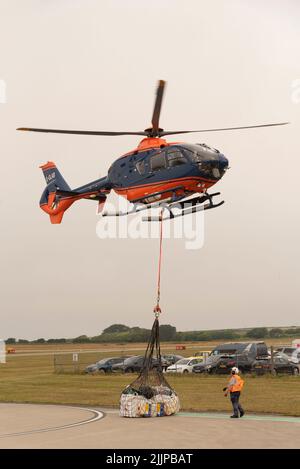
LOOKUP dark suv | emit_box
[210,342,268,358]
[213,354,255,374]
[193,354,231,374]
[85,357,129,374]
[112,355,168,373]
[193,342,268,374]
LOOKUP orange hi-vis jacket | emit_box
[228,374,244,393]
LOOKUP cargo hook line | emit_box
[153,208,164,318]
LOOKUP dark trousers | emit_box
[230,391,244,417]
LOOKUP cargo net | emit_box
[120,317,180,418]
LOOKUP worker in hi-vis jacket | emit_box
[223,367,245,418]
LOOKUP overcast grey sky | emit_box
[0,0,299,339]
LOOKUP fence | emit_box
[53,350,129,374]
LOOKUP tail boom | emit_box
[39,161,108,224]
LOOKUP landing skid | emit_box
[142,192,224,221]
[102,192,224,220]
[102,198,168,217]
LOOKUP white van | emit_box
[275,346,300,363]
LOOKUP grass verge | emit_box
[0,352,300,416]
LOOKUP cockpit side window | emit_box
[182,147,200,163]
[136,160,146,175]
[150,151,167,172]
[167,148,189,167]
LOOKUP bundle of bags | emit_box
[120,384,180,418]
[119,318,180,418]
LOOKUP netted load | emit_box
[120,318,180,418]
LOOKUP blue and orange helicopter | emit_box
[18,80,288,223]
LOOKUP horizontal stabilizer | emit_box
[56,189,107,202]
[56,189,81,198]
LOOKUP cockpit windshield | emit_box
[181,143,219,163]
[181,143,225,179]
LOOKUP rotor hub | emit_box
[144,127,164,138]
[137,137,167,151]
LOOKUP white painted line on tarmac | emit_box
[0,405,104,439]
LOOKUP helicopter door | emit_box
[166,148,189,168]
[149,151,167,173]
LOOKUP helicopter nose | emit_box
[219,154,229,171]
[216,154,229,178]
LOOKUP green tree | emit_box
[159,324,177,341]
[47,338,67,344]
[211,330,238,340]
[73,335,90,343]
[6,338,16,344]
[269,328,284,338]
[127,327,150,342]
[285,328,300,336]
[246,328,268,339]
[33,338,46,344]
[102,324,130,334]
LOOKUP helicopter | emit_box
[18,80,288,223]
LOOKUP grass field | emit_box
[9,336,296,353]
[1,344,300,416]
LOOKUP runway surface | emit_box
[0,403,299,449]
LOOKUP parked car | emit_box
[166,357,202,374]
[274,352,296,363]
[275,347,300,363]
[112,356,142,373]
[112,355,168,373]
[214,355,253,374]
[161,354,184,367]
[193,354,237,374]
[193,354,220,374]
[289,350,300,363]
[85,357,128,374]
[252,355,300,375]
[210,341,268,358]
[275,346,297,356]
[85,364,98,373]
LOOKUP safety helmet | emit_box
[231,367,239,374]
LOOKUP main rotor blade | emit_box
[17,128,147,136]
[160,122,289,136]
[151,80,166,136]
